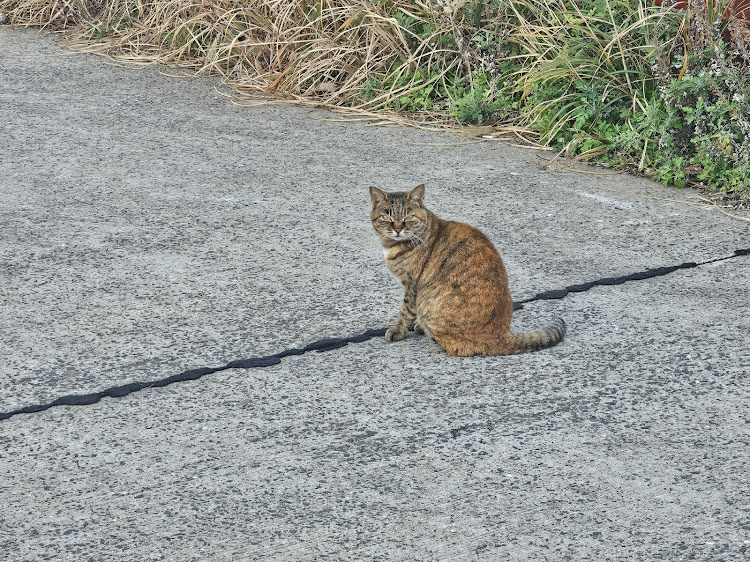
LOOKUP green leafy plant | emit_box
[450,72,515,124]
[507,0,677,155]
[2,0,748,201]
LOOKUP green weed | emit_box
[2,0,748,201]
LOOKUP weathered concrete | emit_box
[1,27,748,561]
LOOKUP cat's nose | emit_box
[393,223,404,234]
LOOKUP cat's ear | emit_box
[369,186,388,209]
[407,184,425,207]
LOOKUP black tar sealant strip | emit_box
[1,248,748,422]
[0,328,388,422]
[513,248,750,310]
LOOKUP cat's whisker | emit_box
[409,232,426,247]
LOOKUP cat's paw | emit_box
[385,326,407,342]
[413,322,425,335]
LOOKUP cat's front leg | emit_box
[386,290,417,342]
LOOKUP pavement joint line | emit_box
[514,247,750,309]
[2,248,747,423]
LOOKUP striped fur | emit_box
[370,184,565,356]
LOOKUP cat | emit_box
[369,183,565,357]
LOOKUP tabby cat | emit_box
[370,184,565,356]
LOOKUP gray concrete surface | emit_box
[1,27,748,561]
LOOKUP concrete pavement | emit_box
[1,27,749,560]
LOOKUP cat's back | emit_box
[417,217,513,336]
[422,218,507,282]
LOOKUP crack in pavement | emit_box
[2,248,747,422]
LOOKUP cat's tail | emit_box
[509,317,566,354]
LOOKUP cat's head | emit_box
[369,184,427,243]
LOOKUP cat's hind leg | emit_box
[432,334,478,356]
[432,333,511,357]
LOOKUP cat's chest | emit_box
[383,245,421,281]
[382,245,408,264]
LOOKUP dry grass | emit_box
[1,0,104,27]
[4,0,746,200]
[0,0,484,126]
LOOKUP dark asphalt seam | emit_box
[1,248,747,422]
[513,247,749,310]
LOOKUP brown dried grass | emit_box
[1,0,489,130]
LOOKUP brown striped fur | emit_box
[369,184,565,357]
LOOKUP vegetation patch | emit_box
[1,0,748,202]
